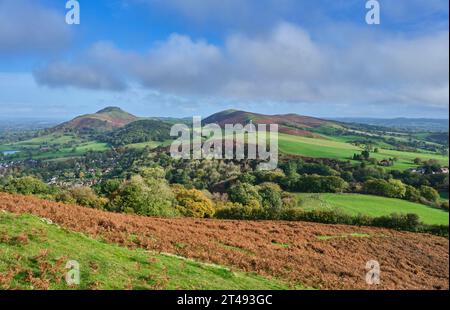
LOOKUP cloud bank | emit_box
[0,0,71,54]
[34,22,449,109]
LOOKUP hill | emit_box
[52,107,138,134]
[1,192,448,290]
[332,117,449,132]
[0,212,294,290]
[99,119,172,147]
[203,110,332,138]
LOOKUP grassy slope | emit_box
[0,133,109,160]
[279,133,449,170]
[0,212,296,290]
[125,140,172,150]
[296,193,449,225]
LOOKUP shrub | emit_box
[100,179,122,197]
[214,205,263,220]
[238,173,256,185]
[440,201,449,212]
[258,183,283,216]
[214,207,447,236]
[228,182,262,208]
[281,192,298,209]
[419,186,440,203]
[404,185,421,202]
[293,175,348,193]
[3,176,50,196]
[362,179,406,199]
[254,170,286,184]
[108,175,179,217]
[371,213,420,231]
[279,208,354,225]
[57,186,107,209]
[387,179,407,198]
[172,185,215,218]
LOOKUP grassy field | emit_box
[279,133,360,159]
[279,133,449,170]
[7,133,83,149]
[0,133,110,160]
[125,140,172,150]
[296,193,449,225]
[0,212,295,290]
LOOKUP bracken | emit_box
[0,192,448,290]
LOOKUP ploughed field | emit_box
[0,192,448,290]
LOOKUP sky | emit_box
[0,0,448,120]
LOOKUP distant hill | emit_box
[203,110,332,137]
[52,107,138,134]
[332,117,449,132]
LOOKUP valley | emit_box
[0,107,448,291]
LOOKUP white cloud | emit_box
[0,0,71,54]
[34,62,127,91]
[33,22,449,109]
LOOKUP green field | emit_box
[125,140,172,150]
[296,193,449,225]
[0,212,297,290]
[279,133,449,170]
[0,133,110,160]
[279,133,360,159]
[5,133,83,149]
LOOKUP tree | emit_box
[60,186,107,209]
[258,183,283,215]
[294,175,348,193]
[108,175,178,217]
[101,179,122,197]
[362,179,406,199]
[228,182,262,208]
[238,172,256,185]
[419,186,440,203]
[413,158,423,165]
[362,150,370,160]
[404,185,421,202]
[387,179,406,199]
[3,176,49,196]
[172,184,215,218]
[440,201,449,212]
[254,170,286,184]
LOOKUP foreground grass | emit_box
[296,193,449,225]
[0,213,296,290]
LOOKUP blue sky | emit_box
[0,0,448,120]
